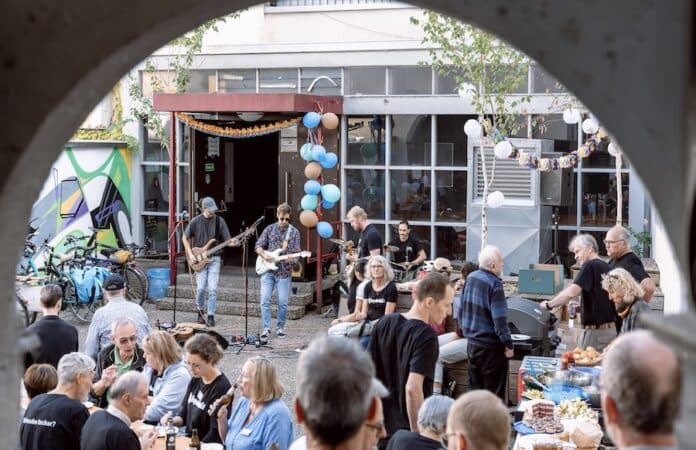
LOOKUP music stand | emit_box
[544,207,564,266]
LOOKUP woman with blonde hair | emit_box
[217,356,293,450]
[601,267,649,333]
[141,330,191,424]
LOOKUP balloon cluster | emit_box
[299,111,340,239]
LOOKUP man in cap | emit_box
[182,196,238,327]
[84,273,151,361]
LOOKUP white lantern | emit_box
[607,142,621,157]
[494,140,514,159]
[464,119,483,138]
[487,190,505,208]
[582,118,599,135]
[562,108,581,124]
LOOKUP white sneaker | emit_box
[276,328,286,337]
[260,329,270,339]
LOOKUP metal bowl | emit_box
[567,370,593,387]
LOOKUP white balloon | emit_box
[582,118,599,135]
[464,119,483,139]
[487,190,505,208]
[607,142,621,157]
[562,108,581,124]
[494,141,514,159]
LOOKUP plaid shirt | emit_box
[255,223,301,278]
[84,296,151,360]
[457,269,512,349]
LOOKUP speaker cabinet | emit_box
[292,258,317,282]
[540,152,574,206]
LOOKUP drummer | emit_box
[386,220,427,269]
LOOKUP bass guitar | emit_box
[188,228,252,272]
[255,249,311,275]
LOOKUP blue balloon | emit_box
[303,112,321,129]
[321,199,335,209]
[321,184,341,203]
[301,194,318,211]
[311,145,326,162]
[317,221,333,239]
[320,152,338,169]
[300,143,314,161]
[304,180,321,195]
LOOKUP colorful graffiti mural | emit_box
[24,144,133,264]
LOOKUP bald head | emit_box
[605,225,631,258]
[602,330,682,435]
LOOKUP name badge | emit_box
[241,428,252,436]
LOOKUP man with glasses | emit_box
[442,390,510,450]
[90,317,146,408]
[256,202,301,339]
[605,225,656,301]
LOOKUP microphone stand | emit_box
[166,215,188,327]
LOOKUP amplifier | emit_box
[292,258,317,282]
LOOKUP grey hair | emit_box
[296,336,375,446]
[110,371,147,401]
[368,255,394,282]
[616,227,631,243]
[111,316,137,336]
[568,233,599,253]
[478,245,501,270]
[57,352,95,385]
[370,378,389,399]
[418,395,454,434]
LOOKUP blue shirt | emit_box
[225,397,294,450]
[458,269,512,349]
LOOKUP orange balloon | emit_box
[304,162,322,179]
[300,210,319,228]
[321,113,339,130]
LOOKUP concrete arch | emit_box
[3,0,694,443]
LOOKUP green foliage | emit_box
[411,12,531,136]
[626,226,652,257]
[73,83,138,151]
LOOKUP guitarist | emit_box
[182,197,238,327]
[254,203,300,340]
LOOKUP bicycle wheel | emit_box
[65,277,98,323]
[124,265,148,305]
[16,295,30,327]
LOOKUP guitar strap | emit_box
[214,215,221,243]
[282,225,292,251]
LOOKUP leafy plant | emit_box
[626,226,652,257]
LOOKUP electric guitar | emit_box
[188,228,252,272]
[255,249,311,275]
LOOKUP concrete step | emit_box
[166,285,313,307]
[155,297,306,320]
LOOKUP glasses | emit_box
[603,239,624,246]
[364,421,385,434]
[117,335,137,345]
[278,217,290,222]
[440,432,460,449]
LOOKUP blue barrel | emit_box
[147,268,170,300]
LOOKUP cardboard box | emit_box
[518,264,565,295]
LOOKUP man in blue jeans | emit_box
[255,203,301,339]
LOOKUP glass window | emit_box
[387,223,431,257]
[345,169,385,220]
[583,138,630,169]
[531,64,566,94]
[391,170,430,221]
[532,114,576,141]
[434,70,459,95]
[143,116,170,162]
[347,116,386,165]
[391,115,432,166]
[259,68,298,92]
[388,67,432,95]
[218,69,256,93]
[436,226,466,261]
[488,64,529,94]
[144,216,170,254]
[142,71,176,98]
[581,172,629,227]
[179,165,190,213]
[300,68,341,95]
[345,67,385,95]
[186,70,216,93]
[435,171,467,222]
[143,166,170,212]
[545,171,578,226]
[436,115,472,166]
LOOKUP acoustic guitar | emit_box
[255,250,312,275]
[188,228,253,272]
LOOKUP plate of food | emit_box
[572,346,602,366]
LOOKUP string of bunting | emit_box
[492,132,600,171]
[175,113,300,139]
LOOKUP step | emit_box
[155,297,306,320]
[165,285,313,306]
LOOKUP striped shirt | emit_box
[84,296,151,360]
[457,269,512,349]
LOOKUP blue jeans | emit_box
[260,273,290,330]
[195,256,220,315]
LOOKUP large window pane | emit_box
[300,68,341,95]
[489,64,528,94]
[143,117,169,162]
[259,68,297,92]
[436,115,471,165]
[143,166,170,212]
[531,64,566,93]
[436,226,466,261]
[347,116,386,165]
[581,172,629,227]
[179,165,190,213]
[345,67,385,95]
[144,216,169,254]
[142,71,176,98]
[583,139,631,169]
[532,114,577,144]
[391,169,430,221]
[391,115,431,166]
[387,223,431,258]
[345,169,385,220]
[435,171,466,221]
[218,69,256,93]
[388,67,432,95]
[187,70,216,93]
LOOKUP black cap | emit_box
[103,273,125,291]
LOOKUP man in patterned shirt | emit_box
[255,203,301,339]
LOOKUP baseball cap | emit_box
[200,197,218,212]
[103,273,125,291]
[433,257,453,273]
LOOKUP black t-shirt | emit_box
[358,224,383,258]
[177,373,231,443]
[362,281,398,321]
[25,315,79,369]
[573,258,616,326]
[184,214,232,256]
[368,314,438,437]
[610,252,649,283]
[387,237,423,264]
[80,410,140,450]
[21,393,89,450]
[387,430,441,450]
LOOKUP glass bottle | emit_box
[188,429,201,450]
[165,417,177,450]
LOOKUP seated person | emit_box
[387,220,427,269]
[91,317,146,408]
[346,258,369,315]
[387,395,454,450]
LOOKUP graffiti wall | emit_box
[23,143,133,267]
